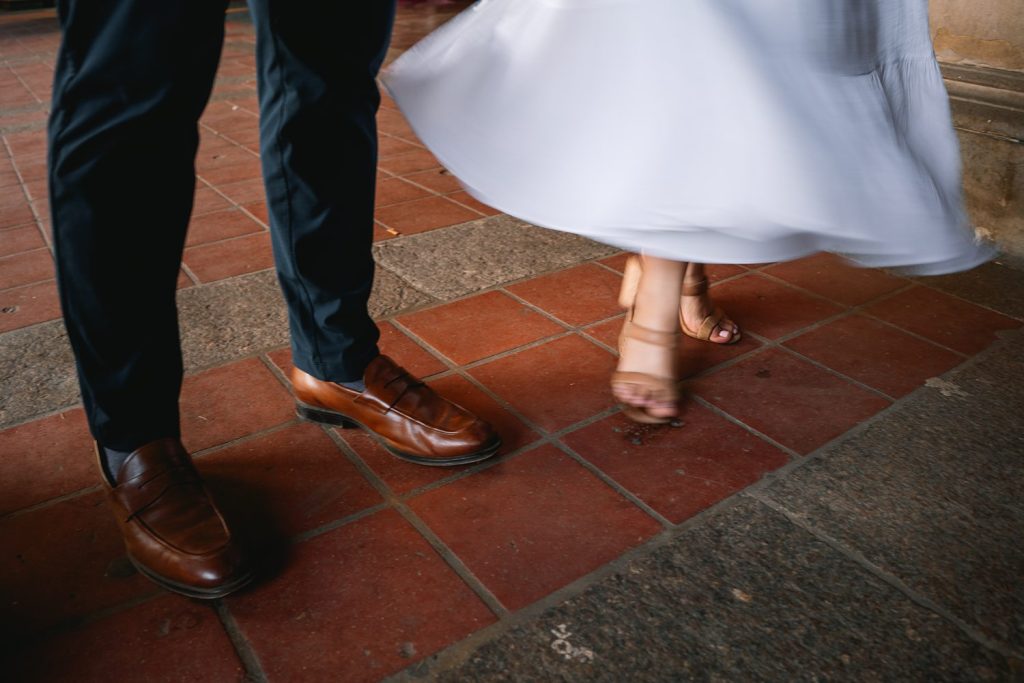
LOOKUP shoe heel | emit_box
[295,403,358,429]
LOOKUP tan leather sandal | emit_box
[611,318,681,424]
[619,255,741,345]
[679,276,742,344]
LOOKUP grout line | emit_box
[289,501,393,546]
[214,601,270,683]
[179,261,202,287]
[189,418,302,461]
[911,270,1024,323]
[751,495,1024,662]
[552,438,674,529]
[392,502,512,620]
[9,60,43,105]
[775,344,898,402]
[687,394,803,461]
[0,483,101,521]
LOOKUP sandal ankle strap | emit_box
[621,319,679,347]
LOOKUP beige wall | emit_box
[931,0,1024,72]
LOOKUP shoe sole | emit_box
[128,556,255,600]
[296,402,501,467]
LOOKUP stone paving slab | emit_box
[758,327,1024,654]
[373,215,619,300]
[918,260,1024,320]
[0,319,75,428]
[179,265,437,373]
[401,498,1011,682]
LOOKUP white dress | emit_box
[383,0,995,274]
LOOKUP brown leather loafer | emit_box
[98,438,253,599]
[291,355,501,466]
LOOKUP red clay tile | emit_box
[195,139,235,162]
[701,263,749,282]
[403,168,463,194]
[375,195,479,235]
[374,221,399,241]
[0,225,45,257]
[377,148,441,176]
[398,291,565,365]
[690,348,891,454]
[469,334,617,433]
[4,130,46,158]
[0,490,158,637]
[863,285,1021,355]
[176,269,193,290]
[0,408,96,516]
[785,314,965,397]
[191,186,232,216]
[448,190,500,216]
[378,133,423,159]
[563,407,789,524]
[241,200,268,226]
[0,279,61,333]
[215,177,266,205]
[600,253,631,272]
[410,444,660,610]
[13,155,46,182]
[197,423,381,537]
[185,208,263,247]
[506,263,623,327]
[429,374,541,456]
[183,232,274,282]
[0,168,19,190]
[265,347,291,375]
[228,509,495,682]
[764,253,909,306]
[377,176,433,207]
[195,145,256,173]
[376,108,418,140]
[709,273,844,340]
[677,332,763,378]
[0,198,34,230]
[0,247,53,290]
[13,596,245,683]
[198,158,263,186]
[581,314,626,350]
[180,357,295,453]
[22,178,47,204]
[378,320,449,378]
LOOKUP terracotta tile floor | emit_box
[2,4,1023,681]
